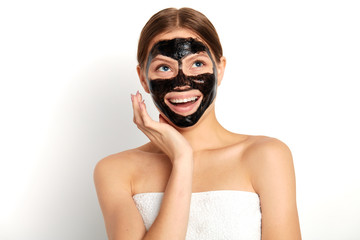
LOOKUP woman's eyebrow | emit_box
[182,52,211,62]
[150,55,178,65]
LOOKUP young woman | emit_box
[94,7,301,240]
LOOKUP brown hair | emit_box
[137,7,223,69]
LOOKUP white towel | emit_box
[133,190,261,240]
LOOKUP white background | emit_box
[1,0,359,239]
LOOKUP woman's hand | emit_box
[131,91,193,162]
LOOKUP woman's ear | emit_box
[137,65,150,93]
[216,56,226,87]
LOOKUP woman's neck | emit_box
[176,110,232,152]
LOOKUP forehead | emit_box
[149,38,209,60]
[146,28,212,57]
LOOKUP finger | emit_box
[131,92,144,126]
[136,90,141,101]
[135,108,162,143]
[139,100,158,129]
[133,91,158,130]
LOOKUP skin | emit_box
[94,28,302,240]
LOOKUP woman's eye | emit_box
[158,65,170,72]
[192,61,204,68]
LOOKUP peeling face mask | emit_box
[146,38,218,128]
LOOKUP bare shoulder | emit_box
[93,145,151,194]
[242,135,295,192]
[243,135,292,165]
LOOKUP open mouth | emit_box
[165,91,202,116]
[169,96,199,106]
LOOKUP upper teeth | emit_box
[170,97,198,103]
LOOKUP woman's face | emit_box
[141,29,223,128]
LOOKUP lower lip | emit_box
[166,97,202,116]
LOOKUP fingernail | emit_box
[137,91,141,101]
[131,94,133,101]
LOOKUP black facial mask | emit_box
[146,38,218,128]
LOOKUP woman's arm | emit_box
[94,153,147,240]
[247,137,301,240]
[133,91,194,239]
[94,91,193,240]
[143,154,193,240]
[94,152,193,240]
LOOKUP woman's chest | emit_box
[132,148,254,194]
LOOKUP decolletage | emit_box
[133,190,261,240]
